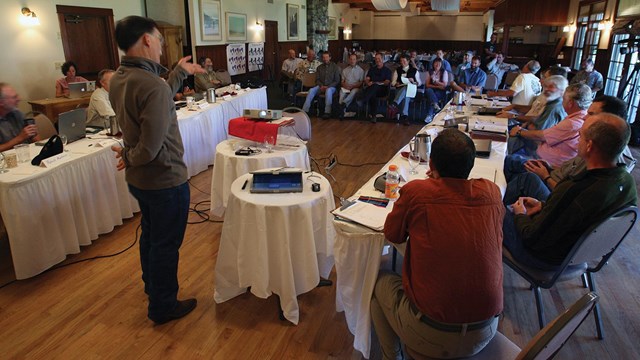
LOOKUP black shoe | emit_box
[150,298,197,325]
[322,113,331,120]
[401,115,410,126]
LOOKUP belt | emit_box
[409,302,498,333]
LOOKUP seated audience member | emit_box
[504,84,592,179]
[86,69,116,128]
[170,62,195,101]
[486,52,519,85]
[0,83,39,151]
[409,50,425,72]
[373,129,504,360]
[55,61,89,97]
[282,49,303,99]
[356,53,392,123]
[488,60,542,105]
[302,51,341,119]
[570,58,603,96]
[194,57,223,92]
[431,49,452,73]
[389,54,420,125]
[482,32,499,69]
[505,76,568,154]
[503,95,631,204]
[339,53,365,118]
[502,112,637,270]
[294,49,322,81]
[498,66,569,122]
[423,57,448,122]
[452,56,486,92]
[454,52,473,81]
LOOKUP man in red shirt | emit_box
[372,129,505,359]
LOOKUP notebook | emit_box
[58,108,87,143]
[250,170,303,193]
[68,81,94,98]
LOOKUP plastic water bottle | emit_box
[385,165,400,200]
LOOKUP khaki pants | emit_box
[371,271,498,360]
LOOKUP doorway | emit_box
[264,20,279,81]
[56,5,120,80]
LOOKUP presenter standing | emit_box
[109,15,204,325]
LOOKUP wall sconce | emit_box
[563,21,576,33]
[563,25,570,32]
[255,21,264,31]
[21,7,40,26]
[343,28,352,35]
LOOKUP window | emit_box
[572,1,606,69]
[605,34,640,123]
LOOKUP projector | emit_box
[243,109,282,120]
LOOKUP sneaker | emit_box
[424,115,433,124]
[344,111,357,118]
[433,103,441,112]
[150,298,197,325]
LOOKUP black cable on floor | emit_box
[0,223,142,290]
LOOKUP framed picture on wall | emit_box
[287,4,299,40]
[200,0,222,41]
[226,12,247,42]
[328,17,337,40]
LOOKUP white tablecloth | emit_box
[177,87,268,178]
[214,171,336,325]
[0,138,139,279]
[210,136,310,217]
[334,108,509,358]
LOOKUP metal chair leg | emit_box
[533,286,545,329]
[586,272,605,339]
[581,273,588,288]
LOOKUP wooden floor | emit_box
[0,114,639,359]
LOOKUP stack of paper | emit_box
[332,201,393,231]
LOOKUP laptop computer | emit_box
[473,139,492,158]
[58,108,87,143]
[68,81,95,98]
[250,170,303,193]
[476,107,502,116]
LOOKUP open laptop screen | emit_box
[250,171,303,193]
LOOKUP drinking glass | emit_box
[60,134,68,152]
[264,135,275,153]
[0,153,8,173]
[14,144,30,163]
[408,151,420,175]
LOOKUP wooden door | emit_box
[264,20,278,81]
[158,24,184,69]
[56,6,119,80]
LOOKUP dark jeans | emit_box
[502,210,560,271]
[503,153,535,181]
[425,88,446,115]
[129,182,190,320]
[503,172,551,205]
[357,84,388,114]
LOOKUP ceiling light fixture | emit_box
[21,7,40,26]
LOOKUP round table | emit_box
[209,135,310,217]
[213,171,336,325]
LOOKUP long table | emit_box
[177,87,268,178]
[1,87,267,279]
[28,96,92,123]
[0,138,139,279]
[333,103,509,358]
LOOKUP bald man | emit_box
[502,112,637,270]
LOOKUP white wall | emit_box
[363,14,485,40]
[147,0,187,39]
[0,0,144,113]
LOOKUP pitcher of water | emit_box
[410,133,431,163]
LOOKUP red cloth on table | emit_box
[228,117,280,143]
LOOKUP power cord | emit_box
[188,200,223,224]
[188,179,210,196]
[0,223,142,290]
